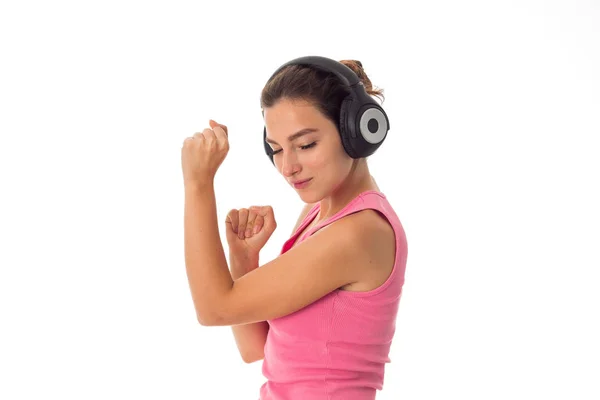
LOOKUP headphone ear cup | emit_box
[359,104,389,157]
[263,126,274,165]
[339,95,360,158]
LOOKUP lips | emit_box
[292,178,312,189]
[291,178,311,185]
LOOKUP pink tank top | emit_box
[258,190,408,400]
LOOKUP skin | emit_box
[263,97,380,223]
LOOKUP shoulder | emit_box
[326,208,394,250]
[304,207,395,288]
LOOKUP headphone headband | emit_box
[266,56,361,88]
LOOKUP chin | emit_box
[299,190,324,205]
[294,188,314,203]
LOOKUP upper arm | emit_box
[209,213,373,326]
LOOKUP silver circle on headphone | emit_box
[359,108,387,144]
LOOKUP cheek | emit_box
[296,148,326,169]
[307,152,326,168]
[312,144,336,166]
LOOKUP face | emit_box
[263,97,354,203]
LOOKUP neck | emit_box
[317,158,378,222]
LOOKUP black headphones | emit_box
[262,56,390,165]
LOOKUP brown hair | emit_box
[260,59,384,131]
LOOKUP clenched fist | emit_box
[225,205,277,257]
[181,120,229,187]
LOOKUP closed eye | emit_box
[272,142,316,155]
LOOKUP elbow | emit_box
[197,313,211,326]
[196,308,218,326]
[197,309,228,327]
[196,289,233,326]
[243,350,264,364]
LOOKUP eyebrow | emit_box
[265,128,319,145]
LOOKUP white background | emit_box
[1,0,599,399]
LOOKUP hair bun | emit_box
[339,59,384,102]
[341,59,363,71]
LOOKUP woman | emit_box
[181,56,408,400]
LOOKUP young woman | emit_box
[181,56,408,400]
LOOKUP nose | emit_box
[280,150,300,178]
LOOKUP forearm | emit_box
[229,251,259,280]
[184,182,233,324]
[229,252,268,363]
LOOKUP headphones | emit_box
[262,56,390,165]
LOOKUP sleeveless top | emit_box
[259,190,408,400]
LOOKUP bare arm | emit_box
[229,252,269,363]
[229,202,315,363]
